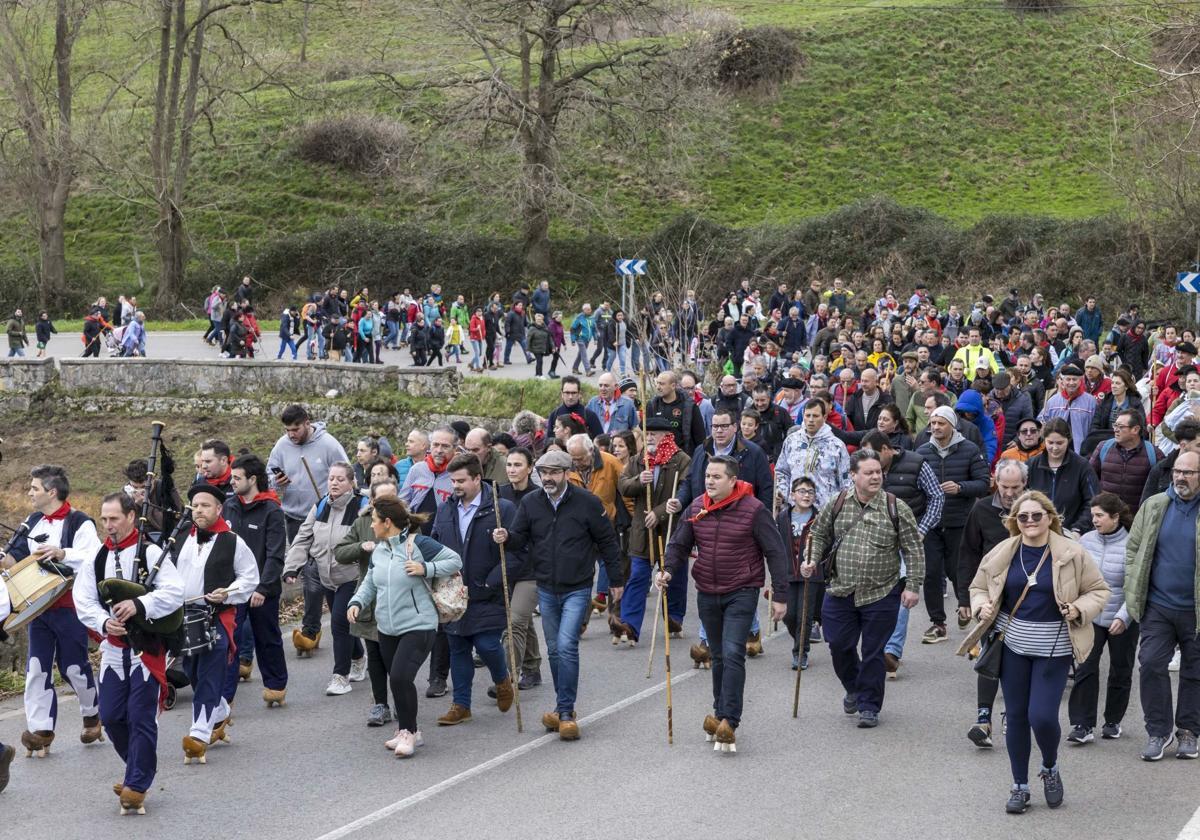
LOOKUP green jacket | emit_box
[1125,491,1200,626]
[335,510,377,640]
[6,317,27,350]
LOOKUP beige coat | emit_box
[956,531,1110,663]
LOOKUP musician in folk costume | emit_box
[173,482,259,765]
[222,453,289,708]
[74,492,184,814]
[2,464,103,756]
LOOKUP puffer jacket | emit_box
[1088,438,1162,514]
[283,490,369,589]
[349,532,462,637]
[915,433,990,528]
[1026,450,1097,534]
[1078,525,1130,628]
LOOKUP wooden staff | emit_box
[658,530,674,745]
[646,472,681,679]
[300,456,321,498]
[491,481,523,733]
[793,532,813,718]
[639,366,673,744]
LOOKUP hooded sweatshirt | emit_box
[266,422,350,520]
[955,389,998,463]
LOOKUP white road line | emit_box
[1178,804,1200,840]
[312,668,701,840]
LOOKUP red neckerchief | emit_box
[1058,381,1084,401]
[426,454,450,475]
[647,434,680,467]
[104,528,139,551]
[207,466,232,487]
[44,502,72,522]
[191,517,232,540]
[241,490,281,507]
[689,480,754,523]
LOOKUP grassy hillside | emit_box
[0,0,1150,299]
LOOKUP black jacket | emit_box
[222,494,287,597]
[1141,448,1178,507]
[956,495,1012,608]
[756,402,795,461]
[915,436,990,528]
[504,483,623,594]
[646,389,706,454]
[844,389,894,433]
[677,435,773,511]
[913,416,984,453]
[1026,450,1097,533]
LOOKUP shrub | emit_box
[709,26,805,93]
[1004,0,1065,12]
[295,114,411,176]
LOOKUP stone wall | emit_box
[0,357,460,399]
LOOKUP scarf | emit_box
[647,434,680,467]
[207,465,232,487]
[44,502,72,522]
[240,490,281,507]
[192,516,231,544]
[426,454,450,475]
[689,480,754,523]
[103,528,139,551]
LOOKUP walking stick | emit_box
[658,531,674,745]
[793,532,813,719]
[492,482,523,733]
[300,456,321,498]
[646,472,681,679]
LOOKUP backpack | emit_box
[1098,438,1157,467]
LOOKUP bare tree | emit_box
[384,0,710,279]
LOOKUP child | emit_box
[739,408,764,449]
[446,319,463,364]
[35,311,56,358]
[776,476,824,671]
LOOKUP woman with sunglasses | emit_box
[962,490,1109,814]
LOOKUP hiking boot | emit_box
[349,657,368,682]
[325,674,352,696]
[1142,733,1176,761]
[494,677,515,713]
[1066,725,1094,745]
[1101,722,1122,740]
[1177,730,1199,759]
[558,715,580,741]
[713,719,736,753]
[425,678,448,698]
[1006,787,1031,814]
[367,704,392,727]
[968,711,993,748]
[0,744,15,793]
[921,624,948,644]
[703,714,719,742]
[884,652,900,678]
[843,694,857,715]
[542,711,560,732]
[857,710,879,728]
[746,631,763,658]
[518,671,542,690]
[1039,766,1064,808]
[437,704,472,726]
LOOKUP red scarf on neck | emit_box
[104,528,139,551]
[426,454,450,475]
[647,434,680,467]
[241,490,281,508]
[44,502,72,521]
[689,480,754,522]
[191,517,232,538]
[208,466,232,487]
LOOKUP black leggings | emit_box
[378,629,437,732]
[365,638,389,706]
[324,580,364,676]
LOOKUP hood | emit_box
[930,429,965,457]
[955,389,985,416]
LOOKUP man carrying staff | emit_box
[2,464,103,756]
[658,455,789,754]
[74,492,184,815]
[803,449,925,729]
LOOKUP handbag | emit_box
[408,535,468,623]
[973,546,1050,681]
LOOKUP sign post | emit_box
[1177,271,1200,325]
[615,259,647,314]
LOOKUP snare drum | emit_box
[2,554,72,633]
[180,604,217,656]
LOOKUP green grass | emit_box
[0,0,1155,300]
[342,377,596,418]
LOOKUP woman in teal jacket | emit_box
[348,497,461,758]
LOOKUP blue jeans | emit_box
[8,347,24,357]
[386,321,399,347]
[620,556,688,640]
[605,345,627,375]
[572,340,592,373]
[470,339,483,369]
[447,630,508,710]
[504,337,531,364]
[209,318,224,345]
[696,587,758,728]
[823,584,902,714]
[537,587,591,717]
[699,610,759,645]
[277,335,298,359]
[884,604,909,659]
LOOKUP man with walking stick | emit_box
[803,449,925,729]
[658,456,789,754]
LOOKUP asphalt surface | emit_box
[2,590,1199,840]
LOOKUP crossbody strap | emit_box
[997,545,1051,638]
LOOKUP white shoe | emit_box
[414,730,424,748]
[1170,649,1182,673]
[393,729,415,757]
[349,658,367,682]
[325,674,352,696]
[385,729,402,750]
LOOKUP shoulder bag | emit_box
[408,534,468,623]
[973,545,1050,681]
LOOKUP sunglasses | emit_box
[1016,511,1045,524]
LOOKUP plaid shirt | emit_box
[808,489,926,606]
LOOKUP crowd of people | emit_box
[2,275,1200,818]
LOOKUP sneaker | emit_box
[473,653,485,668]
[843,694,857,715]
[1006,787,1031,814]
[957,612,971,630]
[518,671,542,690]
[425,678,448,699]
[800,653,809,670]
[809,624,822,643]
[349,657,367,683]
[791,653,800,671]
[857,710,879,728]
[1177,729,1199,759]
[1170,649,1182,672]
[325,674,352,696]
[1141,733,1176,761]
[367,704,392,727]
[1039,766,1064,808]
[921,624,948,644]
[1066,724,1094,745]
[392,729,416,758]
[1101,722,1122,740]
[968,722,993,748]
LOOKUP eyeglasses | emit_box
[711,422,734,430]
[1019,428,1040,435]
[1016,511,1045,524]
[794,488,816,496]
[1113,424,1135,431]
[1172,469,1200,478]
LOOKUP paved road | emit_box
[2,592,1198,840]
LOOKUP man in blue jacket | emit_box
[1075,297,1103,345]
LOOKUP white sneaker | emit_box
[349,657,367,682]
[385,729,402,750]
[325,674,352,696]
[1171,649,1182,673]
[393,729,415,757]
[413,730,424,748]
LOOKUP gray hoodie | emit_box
[266,421,350,519]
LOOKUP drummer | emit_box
[1,464,103,756]
[74,492,184,815]
[173,482,258,766]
